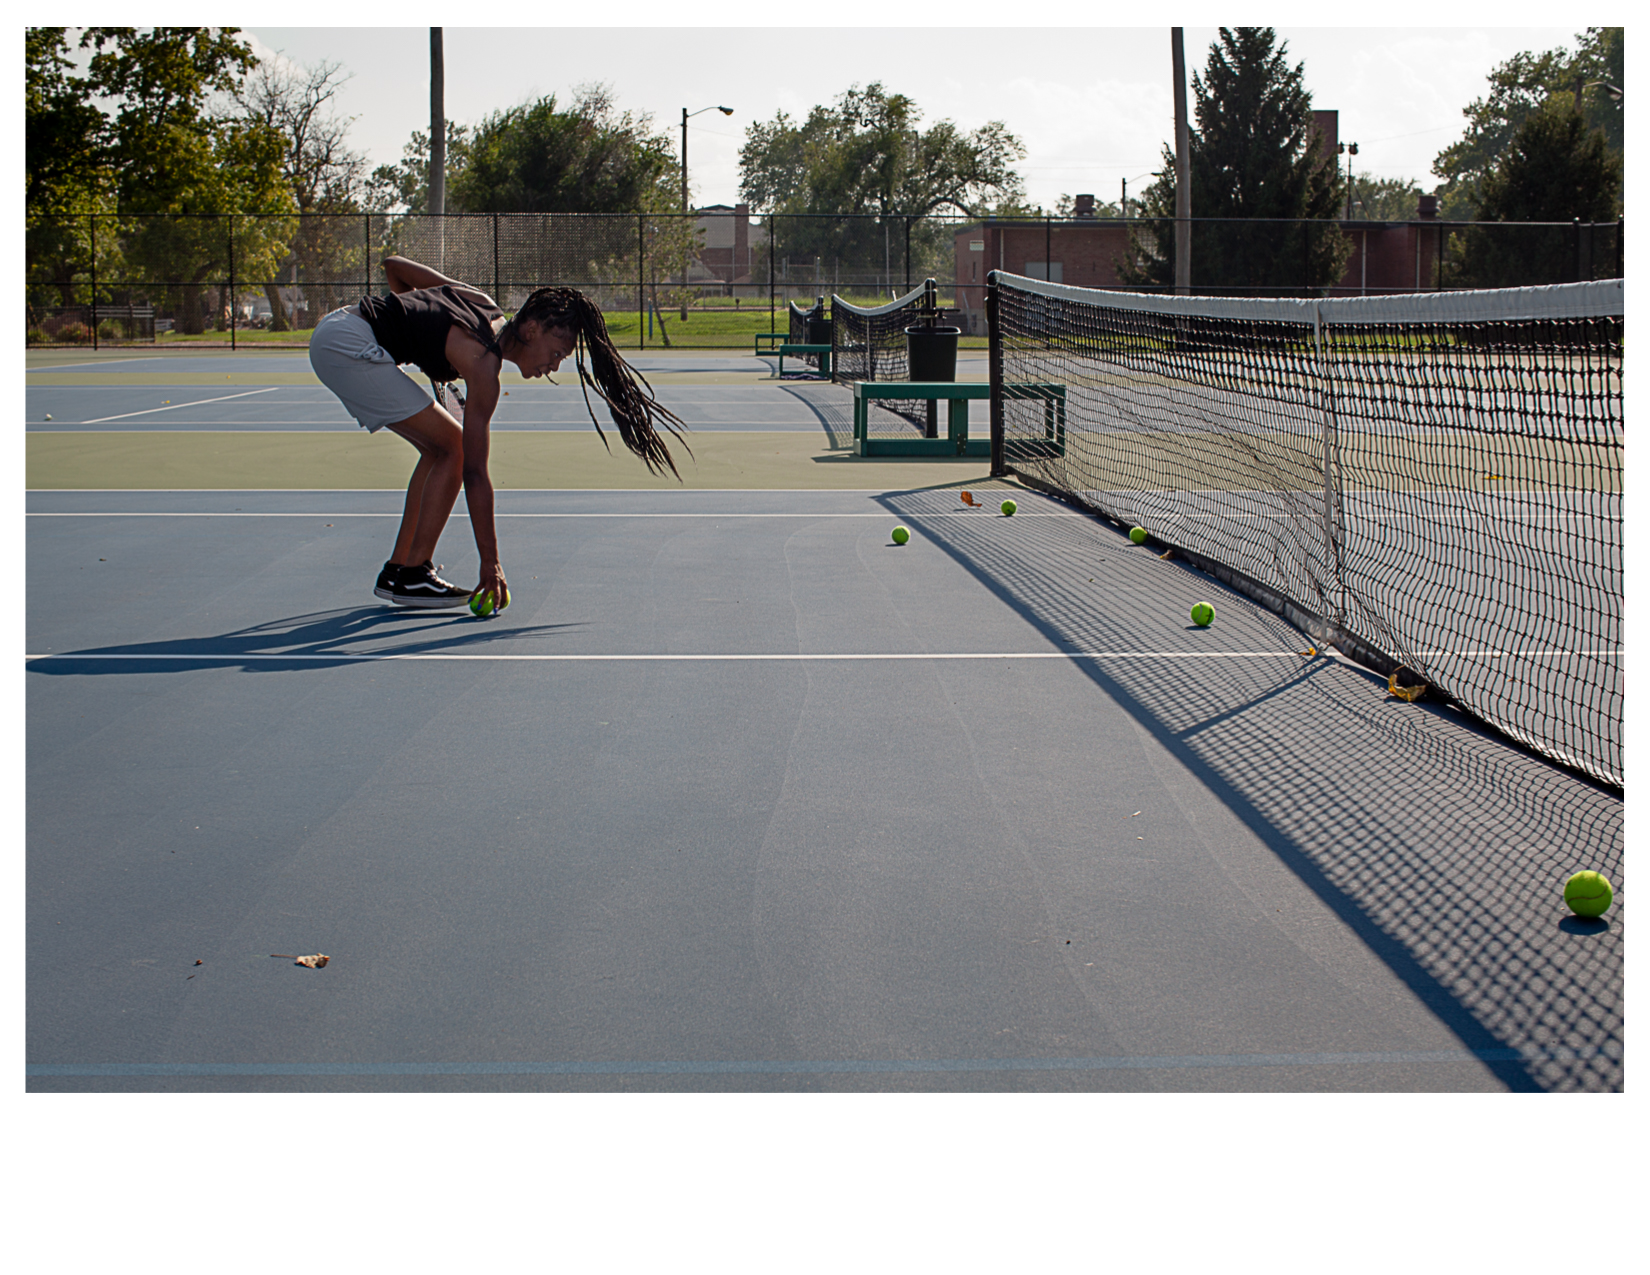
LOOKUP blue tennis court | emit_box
[26,457,1622,1090]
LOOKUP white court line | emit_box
[26,651,1311,663]
[26,511,1063,519]
[26,358,167,371]
[79,387,280,423]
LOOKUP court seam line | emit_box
[79,388,281,424]
[24,1044,1615,1077]
[27,651,1616,663]
[24,511,1065,519]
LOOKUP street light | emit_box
[1338,140,1359,220]
[1583,81,1624,102]
[682,105,735,213]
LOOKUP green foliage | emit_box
[739,83,1024,269]
[26,28,121,306]
[1122,28,1350,295]
[75,28,296,332]
[1447,95,1623,287]
[1433,27,1622,218]
[453,85,678,215]
[1348,177,1424,222]
[366,122,472,214]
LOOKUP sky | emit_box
[234,21,1597,215]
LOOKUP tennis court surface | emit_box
[25,340,1621,1093]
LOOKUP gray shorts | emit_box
[308,307,435,432]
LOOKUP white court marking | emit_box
[27,651,1311,663]
[79,388,281,423]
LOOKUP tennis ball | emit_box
[1190,602,1215,627]
[1001,499,1017,516]
[892,526,910,545]
[1563,870,1613,918]
[44,414,53,421]
[1130,526,1147,545]
[470,586,510,617]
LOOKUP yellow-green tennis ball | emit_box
[1130,526,1146,545]
[1001,499,1017,516]
[1563,870,1613,918]
[44,414,53,421]
[1190,602,1215,627]
[892,526,910,545]
[469,586,510,617]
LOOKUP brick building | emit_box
[692,203,768,286]
[950,111,1445,331]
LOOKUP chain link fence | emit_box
[26,211,1624,349]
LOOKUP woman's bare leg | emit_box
[384,399,464,567]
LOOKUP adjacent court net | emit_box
[787,299,824,372]
[832,280,938,431]
[989,272,1624,788]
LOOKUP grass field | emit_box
[29,304,991,352]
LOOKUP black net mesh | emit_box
[991,273,1623,789]
[831,280,938,432]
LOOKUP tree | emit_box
[366,121,472,215]
[26,27,117,312]
[1120,27,1351,296]
[1448,94,1623,287]
[234,56,370,328]
[82,27,296,333]
[452,84,677,215]
[1347,176,1425,222]
[739,83,1024,282]
[1433,27,1623,219]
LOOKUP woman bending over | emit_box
[309,254,687,607]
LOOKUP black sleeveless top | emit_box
[357,285,504,382]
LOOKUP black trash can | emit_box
[905,324,960,437]
[806,312,832,346]
[905,324,960,382]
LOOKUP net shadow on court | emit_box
[879,486,1622,1092]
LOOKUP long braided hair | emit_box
[503,287,689,478]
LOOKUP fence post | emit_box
[768,216,776,337]
[638,214,646,350]
[1618,217,1624,279]
[229,215,236,351]
[365,213,371,297]
[904,216,911,295]
[90,212,98,351]
[493,213,500,305]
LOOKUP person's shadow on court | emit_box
[26,606,587,675]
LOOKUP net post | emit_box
[1313,301,1343,635]
[987,271,1004,478]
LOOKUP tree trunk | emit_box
[175,284,204,334]
[264,283,291,331]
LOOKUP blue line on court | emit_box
[25,1045,1616,1078]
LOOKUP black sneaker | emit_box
[385,561,471,609]
[373,560,400,602]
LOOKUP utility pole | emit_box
[429,29,445,216]
[1172,28,1191,295]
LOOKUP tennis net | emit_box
[832,280,938,431]
[989,272,1624,788]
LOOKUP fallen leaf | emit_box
[194,960,202,966]
[272,953,330,968]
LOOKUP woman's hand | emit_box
[474,561,509,611]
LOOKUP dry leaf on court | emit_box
[272,953,330,968]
